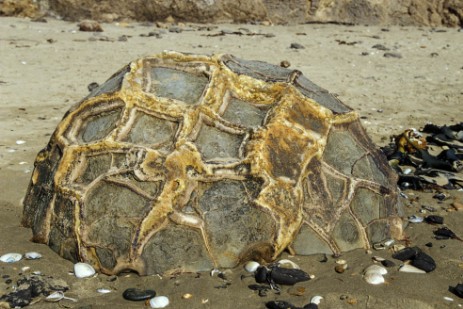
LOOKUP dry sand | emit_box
[1,17,463,308]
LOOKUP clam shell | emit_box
[25,251,42,260]
[97,288,112,294]
[74,262,96,278]
[364,265,387,276]
[45,291,64,302]
[149,296,170,308]
[244,261,260,273]
[0,253,22,263]
[277,259,300,269]
[399,264,426,274]
[363,272,385,285]
[310,296,323,305]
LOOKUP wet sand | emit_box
[1,17,463,308]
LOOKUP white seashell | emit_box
[364,265,387,276]
[372,256,385,262]
[335,259,347,265]
[32,271,42,275]
[383,239,395,247]
[408,215,424,223]
[363,272,385,285]
[310,296,323,305]
[150,296,170,308]
[19,161,28,165]
[244,261,260,273]
[277,259,300,269]
[443,296,454,302]
[210,268,221,276]
[74,262,96,278]
[97,288,112,294]
[21,266,31,272]
[25,252,42,260]
[403,168,412,175]
[0,253,22,263]
[45,291,64,302]
[16,140,26,145]
[399,264,426,274]
[7,149,16,153]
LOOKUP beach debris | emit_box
[277,259,301,269]
[16,140,26,145]
[335,259,348,273]
[280,60,291,68]
[373,239,395,250]
[73,262,96,278]
[408,215,424,223]
[382,124,463,190]
[290,43,305,49]
[0,274,69,307]
[392,247,436,272]
[434,227,463,241]
[383,52,402,58]
[182,293,192,299]
[425,215,444,224]
[0,253,22,263]
[433,192,447,201]
[45,291,77,302]
[450,283,463,298]
[122,288,156,301]
[399,264,426,274]
[24,251,42,260]
[255,264,311,289]
[87,82,99,92]
[363,264,388,285]
[245,261,261,273]
[265,296,323,309]
[421,205,436,212]
[149,295,170,308]
[451,201,463,211]
[97,288,112,294]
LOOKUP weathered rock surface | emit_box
[3,0,461,27]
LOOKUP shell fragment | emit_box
[74,262,96,278]
[0,253,22,263]
[150,296,170,308]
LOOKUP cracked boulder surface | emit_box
[22,51,403,275]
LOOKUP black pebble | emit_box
[432,192,446,200]
[122,288,156,301]
[425,242,433,247]
[411,251,436,272]
[384,52,402,58]
[269,267,311,285]
[266,300,299,309]
[425,215,444,224]
[451,283,463,298]
[255,266,268,284]
[434,227,456,239]
[5,279,12,284]
[392,246,421,261]
[381,259,396,267]
[303,303,318,309]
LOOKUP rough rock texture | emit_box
[22,51,402,276]
[9,0,459,27]
[0,0,39,18]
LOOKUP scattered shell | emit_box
[372,256,385,262]
[403,168,413,175]
[408,215,424,223]
[74,262,96,278]
[443,296,454,302]
[363,272,385,285]
[310,296,323,305]
[21,266,31,272]
[335,259,347,265]
[97,288,112,294]
[210,268,221,276]
[0,253,22,263]
[150,296,170,308]
[32,271,42,275]
[45,291,64,302]
[201,299,209,304]
[16,140,26,145]
[399,264,426,274]
[244,261,260,273]
[364,265,387,276]
[335,264,347,274]
[25,252,42,260]
[182,293,192,299]
[19,161,28,165]
[277,259,300,269]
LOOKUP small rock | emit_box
[425,215,444,224]
[411,251,436,272]
[433,193,446,201]
[425,242,433,247]
[122,288,156,301]
[392,246,421,261]
[266,300,298,309]
[290,43,305,49]
[451,283,463,298]
[451,201,463,211]
[78,20,103,32]
[383,52,402,59]
[87,82,99,92]
[381,259,396,268]
[280,60,290,68]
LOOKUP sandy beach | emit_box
[1,16,463,308]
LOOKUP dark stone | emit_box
[372,44,389,50]
[433,192,446,200]
[434,227,456,239]
[425,215,444,224]
[425,242,433,247]
[122,288,156,301]
[381,259,396,267]
[255,266,268,284]
[450,283,463,298]
[268,266,311,285]
[392,246,421,261]
[87,82,99,92]
[303,304,318,309]
[411,251,436,272]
